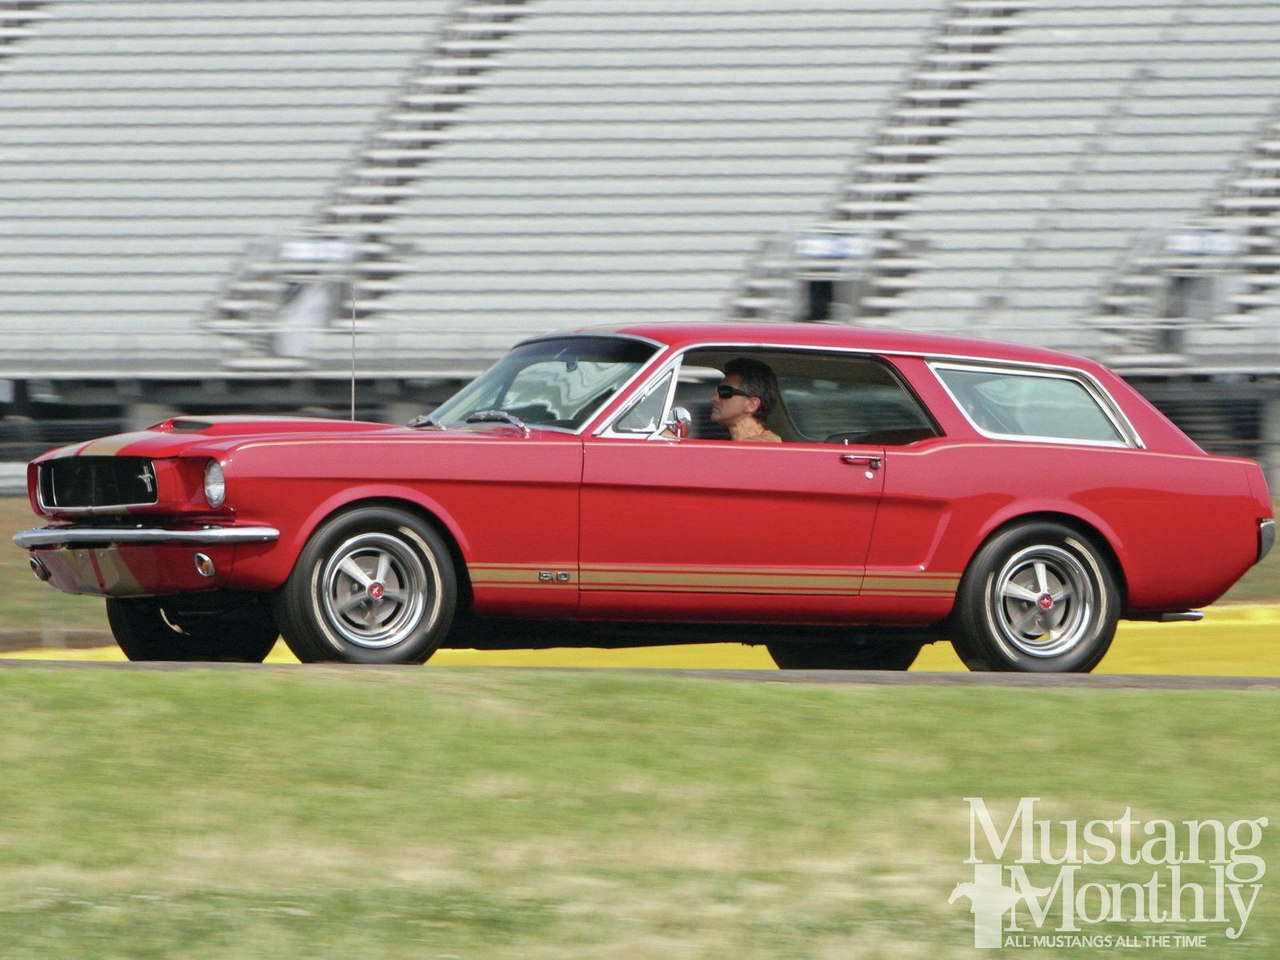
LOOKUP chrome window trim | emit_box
[597,363,681,439]
[517,330,668,352]
[928,361,1144,449]
[595,341,940,440]
[583,337,1144,447]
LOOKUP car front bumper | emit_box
[14,526,280,549]
[13,526,281,598]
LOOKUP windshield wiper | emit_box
[464,410,531,437]
[407,414,446,429]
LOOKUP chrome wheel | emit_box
[319,531,441,650]
[952,522,1118,673]
[987,544,1095,658]
[274,506,457,664]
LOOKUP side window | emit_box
[934,365,1127,444]
[612,370,674,435]
[782,375,936,443]
[774,359,937,444]
[603,349,939,444]
[635,349,938,444]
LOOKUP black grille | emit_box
[39,457,158,509]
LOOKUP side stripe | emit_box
[469,563,958,597]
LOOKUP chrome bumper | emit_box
[13,526,280,549]
[1261,519,1276,565]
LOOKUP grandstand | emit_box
[0,0,1277,484]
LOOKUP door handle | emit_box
[840,454,882,470]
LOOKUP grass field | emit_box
[0,667,1277,960]
[3,503,1279,957]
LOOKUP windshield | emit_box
[429,336,659,431]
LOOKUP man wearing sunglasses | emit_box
[710,358,783,442]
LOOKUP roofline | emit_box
[582,320,1110,371]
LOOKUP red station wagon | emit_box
[13,323,1275,672]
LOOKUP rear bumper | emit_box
[1261,519,1276,565]
[1125,610,1204,623]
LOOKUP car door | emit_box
[578,433,886,622]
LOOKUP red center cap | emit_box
[368,582,386,601]
[1038,593,1054,611]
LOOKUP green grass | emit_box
[2,496,111,633]
[0,668,1277,959]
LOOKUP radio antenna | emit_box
[349,281,357,420]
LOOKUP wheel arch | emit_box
[292,493,474,607]
[946,510,1126,672]
[961,510,1128,608]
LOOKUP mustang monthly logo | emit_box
[951,797,1268,949]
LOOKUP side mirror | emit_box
[663,406,692,440]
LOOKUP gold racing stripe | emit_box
[77,432,158,457]
[581,565,860,594]
[470,562,576,590]
[469,563,958,598]
[861,573,959,597]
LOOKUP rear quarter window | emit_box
[933,364,1129,445]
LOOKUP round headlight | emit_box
[204,460,226,509]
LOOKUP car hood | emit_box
[31,415,558,463]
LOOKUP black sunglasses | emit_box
[715,384,755,400]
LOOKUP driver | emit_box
[711,358,782,442]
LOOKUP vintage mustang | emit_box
[13,322,1276,672]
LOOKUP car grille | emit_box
[39,457,158,509]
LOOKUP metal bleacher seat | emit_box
[878,0,1280,354]
[364,0,949,364]
[0,0,452,376]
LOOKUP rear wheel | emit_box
[951,522,1118,672]
[106,596,279,662]
[767,631,924,670]
[273,506,456,664]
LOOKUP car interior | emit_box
[672,349,941,445]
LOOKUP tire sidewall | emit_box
[281,506,456,664]
[956,522,1118,673]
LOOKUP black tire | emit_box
[767,631,923,670]
[106,596,279,662]
[272,506,456,664]
[951,522,1119,673]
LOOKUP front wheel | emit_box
[273,506,457,664]
[951,522,1119,672]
